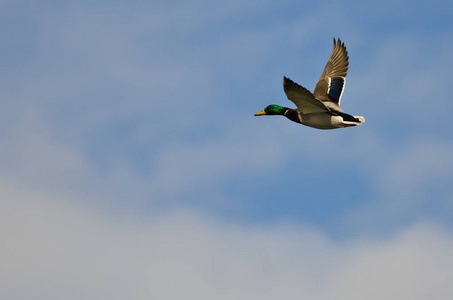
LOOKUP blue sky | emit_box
[1,0,453,299]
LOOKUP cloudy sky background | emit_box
[1,0,453,299]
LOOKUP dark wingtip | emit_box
[333,37,347,53]
[283,76,291,85]
[333,37,345,48]
[283,76,296,91]
[283,76,293,85]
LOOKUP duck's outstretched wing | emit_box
[283,77,330,114]
[313,38,349,112]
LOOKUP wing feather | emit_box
[283,77,330,114]
[313,38,349,110]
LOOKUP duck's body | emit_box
[255,38,365,130]
[283,108,363,129]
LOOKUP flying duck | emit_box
[255,38,365,129]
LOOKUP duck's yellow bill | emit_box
[254,110,266,116]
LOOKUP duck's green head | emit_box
[254,105,287,116]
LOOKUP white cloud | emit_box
[1,184,453,300]
[327,223,453,300]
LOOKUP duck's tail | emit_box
[336,111,365,126]
[353,116,365,124]
[339,115,365,128]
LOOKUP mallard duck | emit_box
[255,38,365,129]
